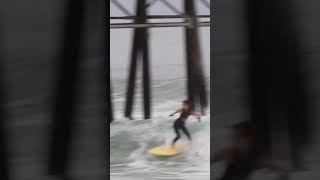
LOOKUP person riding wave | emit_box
[169,100,201,148]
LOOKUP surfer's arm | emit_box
[191,112,201,116]
[211,147,234,164]
[191,112,201,122]
[169,108,182,116]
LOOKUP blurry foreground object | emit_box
[0,0,107,179]
[212,121,290,180]
[0,17,10,180]
[212,0,312,179]
[248,0,311,172]
[48,0,107,179]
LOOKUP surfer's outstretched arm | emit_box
[191,112,202,122]
[169,108,182,116]
[192,112,201,116]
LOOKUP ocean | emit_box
[110,64,210,180]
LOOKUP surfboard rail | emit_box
[148,143,188,156]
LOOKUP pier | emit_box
[109,0,211,122]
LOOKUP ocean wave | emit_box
[110,113,210,179]
[111,73,210,179]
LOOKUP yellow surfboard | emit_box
[148,143,188,156]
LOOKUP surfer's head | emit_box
[232,121,255,152]
[182,100,192,111]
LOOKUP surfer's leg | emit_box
[181,125,192,141]
[172,124,181,145]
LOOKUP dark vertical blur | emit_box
[48,0,85,177]
[0,16,10,180]
[108,2,113,123]
[247,0,311,169]
[108,60,113,123]
[0,0,106,179]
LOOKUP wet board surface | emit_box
[148,143,188,156]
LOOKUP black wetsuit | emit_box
[172,110,192,145]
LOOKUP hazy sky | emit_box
[110,0,210,66]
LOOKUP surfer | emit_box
[169,100,201,147]
[211,121,290,180]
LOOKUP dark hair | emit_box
[232,121,255,137]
